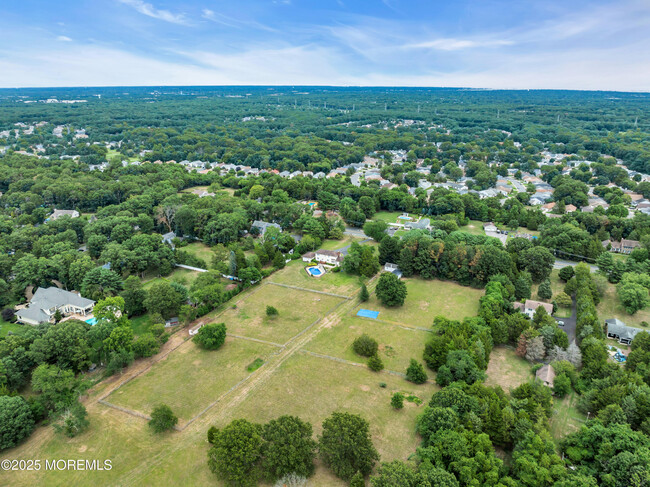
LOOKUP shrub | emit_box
[359,283,369,302]
[1,308,15,322]
[149,404,178,433]
[353,334,378,357]
[367,355,384,372]
[405,359,428,384]
[193,322,227,350]
[379,382,387,388]
[391,392,404,410]
[266,305,279,317]
[54,402,89,438]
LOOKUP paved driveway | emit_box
[554,297,577,343]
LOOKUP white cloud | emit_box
[406,38,514,51]
[116,0,189,25]
[201,9,277,32]
[56,36,73,42]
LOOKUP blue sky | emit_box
[0,0,649,90]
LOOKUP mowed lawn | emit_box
[214,284,344,344]
[485,347,533,391]
[549,392,586,442]
[108,338,278,421]
[597,280,650,329]
[270,259,364,296]
[358,278,483,328]
[180,242,214,266]
[142,267,202,290]
[220,353,435,468]
[305,315,432,373]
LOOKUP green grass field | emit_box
[180,242,214,266]
[357,278,483,327]
[320,235,363,251]
[0,319,24,337]
[270,259,364,296]
[142,267,203,290]
[372,211,418,224]
[549,392,586,442]
[106,148,138,162]
[220,353,435,465]
[108,338,279,421]
[463,220,487,235]
[214,284,344,344]
[485,347,533,391]
[597,280,650,329]
[304,315,432,373]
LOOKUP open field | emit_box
[106,148,138,162]
[220,353,435,463]
[320,235,364,251]
[597,280,650,329]
[269,259,364,295]
[305,315,432,373]
[372,211,419,224]
[356,277,483,327]
[485,347,533,391]
[180,242,214,266]
[549,392,586,441]
[142,267,203,290]
[214,284,345,344]
[108,338,279,421]
[463,220,487,235]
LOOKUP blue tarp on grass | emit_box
[357,309,379,319]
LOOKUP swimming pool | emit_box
[398,215,412,220]
[85,317,97,326]
[306,266,323,276]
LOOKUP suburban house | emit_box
[483,222,498,233]
[303,249,344,266]
[404,218,431,231]
[604,239,641,254]
[49,209,80,220]
[384,262,403,279]
[536,364,556,388]
[605,318,641,345]
[16,287,95,325]
[251,220,282,236]
[162,231,177,248]
[513,299,554,319]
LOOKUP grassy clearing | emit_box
[597,280,650,329]
[108,338,278,421]
[180,242,214,266]
[373,211,419,224]
[305,315,432,373]
[106,148,138,162]
[485,347,533,391]
[270,259,364,296]
[463,220,487,235]
[320,235,363,251]
[357,278,483,327]
[215,284,344,344]
[0,319,25,337]
[142,267,202,290]
[220,353,435,464]
[549,392,586,441]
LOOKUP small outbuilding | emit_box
[536,364,556,388]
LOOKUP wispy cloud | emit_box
[116,0,190,25]
[56,35,73,42]
[405,38,514,51]
[201,9,277,32]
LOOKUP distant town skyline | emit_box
[1,0,649,91]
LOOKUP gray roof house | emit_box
[405,218,431,231]
[606,318,641,345]
[49,209,80,221]
[16,287,95,325]
[251,220,282,236]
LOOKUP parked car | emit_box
[557,320,565,327]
